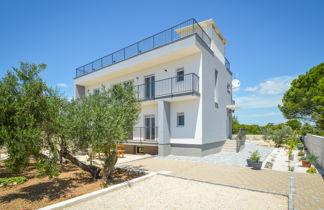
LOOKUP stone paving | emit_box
[156,140,273,167]
[120,157,324,210]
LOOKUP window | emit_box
[214,70,218,103]
[93,89,100,95]
[176,68,184,82]
[177,112,185,126]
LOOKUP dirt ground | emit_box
[0,161,143,210]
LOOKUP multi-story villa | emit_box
[74,18,234,156]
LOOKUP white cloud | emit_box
[245,87,257,92]
[57,83,68,88]
[244,76,294,95]
[239,112,281,118]
[235,75,296,109]
[235,94,283,109]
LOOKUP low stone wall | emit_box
[304,134,324,169]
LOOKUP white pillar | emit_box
[158,100,171,156]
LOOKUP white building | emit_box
[74,18,234,156]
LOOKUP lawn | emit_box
[0,161,143,209]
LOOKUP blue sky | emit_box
[0,0,323,125]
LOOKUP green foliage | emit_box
[285,120,302,130]
[297,143,303,151]
[232,116,262,134]
[0,62,140,181]
[263,125,293,147]
[249,150,261,162]
[232,115,240,134]
[306,167,317,174]
[0,177,27,186]
[0,62,52,173]
[306,154,318,164]
[66,83,140,180]
[299,156,307,161]
[35,158,60,179]
[279,63,324,130]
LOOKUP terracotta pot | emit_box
[298,153,305,157]
[302,160,311,168]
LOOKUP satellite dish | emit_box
[232,79,241,89]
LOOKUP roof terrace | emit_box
[75,18,212,78]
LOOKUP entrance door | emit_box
[145,115,155,140]
[145,75,155,99]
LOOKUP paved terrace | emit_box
[119,157,324,210]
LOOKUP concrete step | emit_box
[221,140,238,152]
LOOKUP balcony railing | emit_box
[135,73,199,101]
[128,127,158,142]
[76,18,211,78]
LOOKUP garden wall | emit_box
[304,134,324,169]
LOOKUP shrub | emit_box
[0,177,27,187]
[250,150,261,162]
[306,167,317,174]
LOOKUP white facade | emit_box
[74,19,233,156]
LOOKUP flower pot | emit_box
[302,160,311,168]
[298,153,305,157]
[252,161,263,170]
[246,159,255,167]
[289,155,294,161]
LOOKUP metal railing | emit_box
[128,127,158,142]
[76,18,211,78]
[236,128,246,152]
[135,73,199,101]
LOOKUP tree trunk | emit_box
[60,149,101,180]
[103,151,118,183]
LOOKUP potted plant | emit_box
[298,151,305,157]
[247,150,259,167]
[297,143,303,151]
[249,150,262,170]
[301,154,318,168]
[299,156,310,167]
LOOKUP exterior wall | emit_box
[304,134,324,169]
[202,25,225,64]
[169,99,201,144]
[200,44,232,145]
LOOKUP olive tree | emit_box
[0,62,59,176]
[67,84,140,182]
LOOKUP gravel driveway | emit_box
[64,175,287,210]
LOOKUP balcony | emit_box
[128,127,158,144]
[75,18,211,78]
[135,73,199,101]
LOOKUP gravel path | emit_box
[64,175,287,210]
[156,141,274,167]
